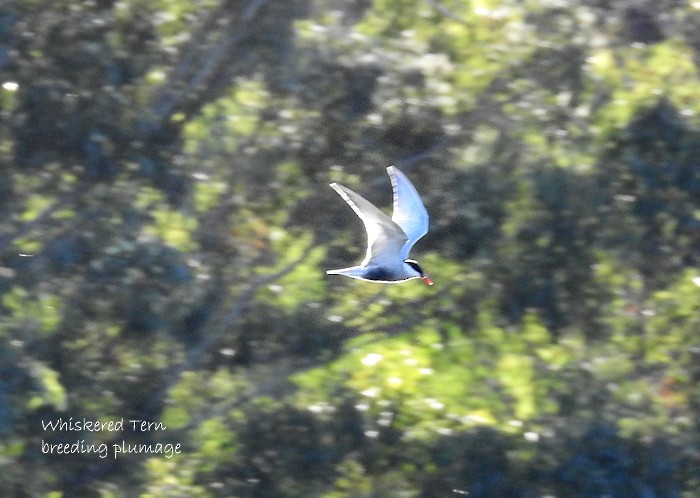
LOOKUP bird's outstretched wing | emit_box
[387,166,429,259]
[329,182,407,267]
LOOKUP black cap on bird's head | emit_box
[404,259,434,286]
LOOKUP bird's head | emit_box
[404,259,434,286]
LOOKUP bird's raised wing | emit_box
[329,182,407,267]
[387,166,429,259]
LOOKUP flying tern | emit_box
[327,166,433,285]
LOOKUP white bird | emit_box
[326,166,433,285]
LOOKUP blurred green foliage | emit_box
[1,0,700,496]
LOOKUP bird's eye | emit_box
[404,259,423,275]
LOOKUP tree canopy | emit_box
[1,0,700,496]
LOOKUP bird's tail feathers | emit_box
[326,266,366,278]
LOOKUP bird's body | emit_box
[326,166,433,285]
